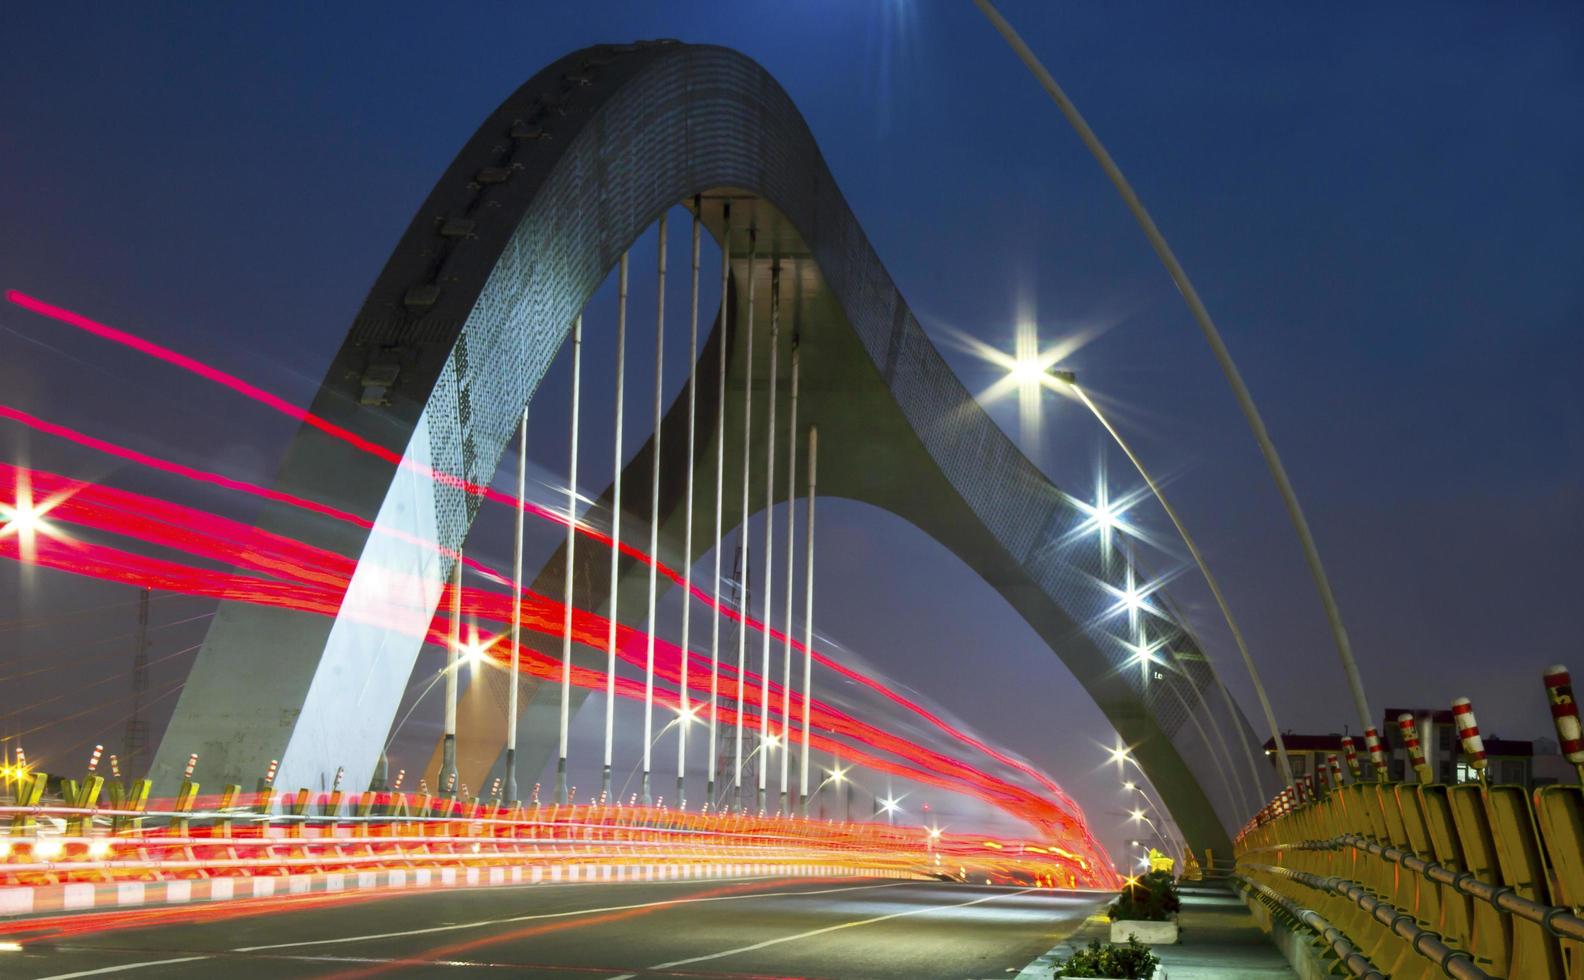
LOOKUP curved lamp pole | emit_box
[974,0,1373,738]
[1055,369,1292,789]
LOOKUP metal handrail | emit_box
[1233,873,1385,979]
[1240,862,1490,980]
[1237,832,1584,944]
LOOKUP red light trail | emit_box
[5,290,1078,811]
[0,459,1106,851]
[1,290,1110,864]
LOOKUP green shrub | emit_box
[1108,869,1180,922]
[1054,937,1160,978]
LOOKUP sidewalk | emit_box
[1023,882,1296,979]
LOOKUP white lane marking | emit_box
[652,886,1038,969]
[234,880,907,952]
[31,956,213,979]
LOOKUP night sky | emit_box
[2,3,1580,861]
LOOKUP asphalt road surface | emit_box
[0,875,1107,979]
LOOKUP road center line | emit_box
[234,879,908,952]
[31,956,213,980]
[651,886,1039,970]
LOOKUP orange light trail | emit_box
[0,462,1110,849]
[3,290,1077,811]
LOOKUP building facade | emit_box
[1261,709,1536,788]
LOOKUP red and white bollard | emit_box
[1398,713,1431,784]
[1327,753,1345,788]
[87,744,103,774]
[1451,697,1488,783]
[1543,665,1584,784]
[1363,726,1387,781]
[1340,736,1363,780]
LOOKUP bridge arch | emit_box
[153,41,1262,854]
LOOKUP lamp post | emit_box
[808,762,847,821]
[975,0,1373,739]
[1044,366,1291,792]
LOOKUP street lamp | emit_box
[974,0,1373,745]
[809,764,850,822]
[879,795,901,826]
[1044,363,1291,794]
[2,479,67,563]
[988,345,1272,810]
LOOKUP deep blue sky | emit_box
[2,3,1580,855]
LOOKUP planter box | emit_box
[1059,967,1167,980]
[1109,916,1179,945]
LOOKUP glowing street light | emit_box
[974,0,1373,744]
[989,351,1291,797]
[0,502,44,537]
[1,476,69,563]
[879,795,901,825]
[460,632,491,670]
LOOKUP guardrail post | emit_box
[1447,784,1513,974]
[286,787,311,838]
[1416,784,1478,964]
[9,770,48,834]
[1393,782,1447,958]
[113,779,151,835]
[319,789,343,818]
[213,784,240,837]
[1533,785,1584,980]
[1369,780,1427,977]
[62,772,104,837]
[1482,783,1565,977]
[354,790,376,837]
[171,775,200,838]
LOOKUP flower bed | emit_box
[1054,937,1165,979]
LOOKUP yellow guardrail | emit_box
[1235,666,1584,979]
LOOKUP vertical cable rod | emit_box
[756,262,780,815]
[678,201,701,809]
[602,253,629,803]
[556,315,582,805]
[642,215,667,805]
[734,229,757,811]
[707,205,730,809]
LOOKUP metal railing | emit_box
[1232,675,1584,978]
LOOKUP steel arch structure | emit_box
[152,41,1265,855]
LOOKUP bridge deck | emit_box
[0,876,1105,979]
